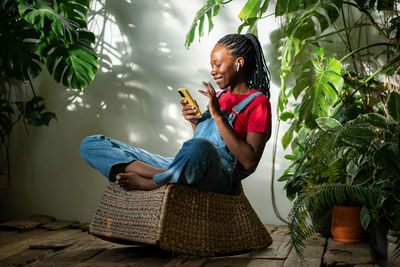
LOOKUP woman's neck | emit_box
[229,80,251,95]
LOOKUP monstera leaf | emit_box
[39,33,98,90]
[293,54,343,129]
[5,0,99,90]
[0,1,42,80]
[18,2,80,44]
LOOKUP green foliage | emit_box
[185,0,227,49]
[288,183,380,257]
[0,0,96,176]
[293,53,343,128]
[15,97,56,127]
[0,0,98,90]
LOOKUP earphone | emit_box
[236,63,240,72]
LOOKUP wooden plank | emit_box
[0,215,55,231]
[29,229,86,249]
[251,226,291,259]
[0,248,54,266]
[323,238,375,266]
[29,234,116,266]
[204,258,251,266]
[265,224,278,234]
[247,259,285,267]
[0,229,73,260]
[85,245,174,266]
[284,235,326,267]
[79,223,91,232]
[41,220,80,230]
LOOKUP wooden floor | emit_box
[0,216,387,266]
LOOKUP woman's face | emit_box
[210,44,238,89]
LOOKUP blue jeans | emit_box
[79,135,232,194]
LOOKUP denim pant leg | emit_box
[153,138,232,194]
[79,135,173,181]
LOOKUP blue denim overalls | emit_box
[79,89,263,194]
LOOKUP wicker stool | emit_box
[90,182,272,257]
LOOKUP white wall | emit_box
[2,0,292,225]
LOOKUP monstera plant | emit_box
[0,0,98,179]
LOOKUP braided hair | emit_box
[217,33,271,99]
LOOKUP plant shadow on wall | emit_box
[69,0,194,151]
[184,0,400,262]
[0,0,98,192]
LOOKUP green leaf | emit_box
[387,91,400,122]
[339,125,376,147]
[185,0,225,48]
[316,117,342,132]
[18,2,79,44]
[41,39,98,90]
[239,0,262,22]
[198,15,205,37]
[294,57,343,129]
[360,207,370,230]
[280,111,295,121]
[275,0,288,16]
[285,154,298,161]
[282,124,295,149]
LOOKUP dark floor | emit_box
[0,216,388,266]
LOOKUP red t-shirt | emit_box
[218,89,271,140]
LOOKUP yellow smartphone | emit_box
[178,88,201,116]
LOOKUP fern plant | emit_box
[288,90,400,258]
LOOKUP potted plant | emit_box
[0,0,98,191]
[286,90,400,258]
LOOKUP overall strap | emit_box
[232,91,263,114]
[216,88,228,98]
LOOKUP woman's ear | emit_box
[236,57,244,70]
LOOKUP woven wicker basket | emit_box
[90,182,272,257]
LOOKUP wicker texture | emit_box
[90,182,272,256]
[90,183,167,245]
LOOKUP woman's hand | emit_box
[180,99,201,125]
[199,81,223,120]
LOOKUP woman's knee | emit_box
[183,138,219,160]
[79,135,106,159]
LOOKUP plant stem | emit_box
[271,118,289,224]
[28,77,36,97]
[343,1,390,42]
[340,42,394,61]
[23,81,29,135]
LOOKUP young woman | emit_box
[80,33,271,194]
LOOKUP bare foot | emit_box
[116,172,161,191]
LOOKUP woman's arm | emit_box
[200,82,267,170]
[214,115,267,170]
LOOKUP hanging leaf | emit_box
[185,0,226,48]
[40,38,98,90]
[282,124,295,149]
[18,2,80,44]
[238,0,262,22]
[294,56,343,129]
[387,91,400,122]
[0,1,42,80]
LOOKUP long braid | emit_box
[217,34,271,99]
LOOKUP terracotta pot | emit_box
[331,205,366,242]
